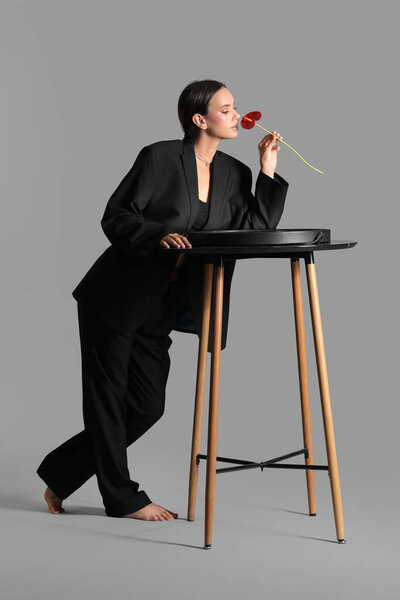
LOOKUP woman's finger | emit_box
[163,233,192,248]
[258,134,270,145]
[180,235,192,248]
[259,131,281,146]
[174,234,192,248]
[165,234,181,247]
[169,234,185,247]
[176,237,188,248]
[268,133,278,147]
[260,132,277,147]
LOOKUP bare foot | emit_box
[44,487,65,514]
[123,503,178,521]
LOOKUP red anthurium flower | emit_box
[241,111,262,129]
[239,109,324,174]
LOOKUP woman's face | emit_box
[196,87,241,140]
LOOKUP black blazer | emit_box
[72,137,289,351]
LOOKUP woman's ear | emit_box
[192,114,206,130]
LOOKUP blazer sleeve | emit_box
[238,165,289,230]
[101,145,167,258]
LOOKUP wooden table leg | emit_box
[305,253,346,543]
[204,259,224,549]
[290,258,316,516]
[187,262,214,521]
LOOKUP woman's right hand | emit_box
[259,130,282,178]
[160,233,192,249]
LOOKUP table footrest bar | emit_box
[260,464,329,471]
[196,449,328,474]
[197,453,261,466]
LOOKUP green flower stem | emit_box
[243,116,324,174]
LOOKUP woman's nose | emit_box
[235,110,241,121]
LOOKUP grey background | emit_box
[1,0,399,598]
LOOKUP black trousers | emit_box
[36,281,179,517]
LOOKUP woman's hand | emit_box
[258,130,282,178]
[160,233,192,249]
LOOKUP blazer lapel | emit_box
[180,137,230,233]
[205,151,229,230]
[180,138,199,233]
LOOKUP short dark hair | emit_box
[177,79,226,143]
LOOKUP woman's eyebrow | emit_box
[219,101,236,108]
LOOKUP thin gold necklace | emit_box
[195,152,214,167]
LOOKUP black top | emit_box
[191,199,210,230]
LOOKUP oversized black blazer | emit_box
[72,137,289,351]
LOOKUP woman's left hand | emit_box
[259,130,282,178]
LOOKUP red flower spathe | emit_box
[241,111,262,129]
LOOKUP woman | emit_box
[36,80,289,522]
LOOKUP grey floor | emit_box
[1,454,398,599]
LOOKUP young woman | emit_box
[36,80,289,522]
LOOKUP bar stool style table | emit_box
[165,233,356,549]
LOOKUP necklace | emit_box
[195,152,214,167]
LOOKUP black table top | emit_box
[160,240,357,260]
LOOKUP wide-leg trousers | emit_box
[36,281,179,517]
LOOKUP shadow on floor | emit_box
[0,493,342,546]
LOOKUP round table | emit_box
[163,240,357,548]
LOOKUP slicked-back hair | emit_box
[177,79,226,143]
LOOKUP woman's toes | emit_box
[50,505,64,514]
[44,488,65,514]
